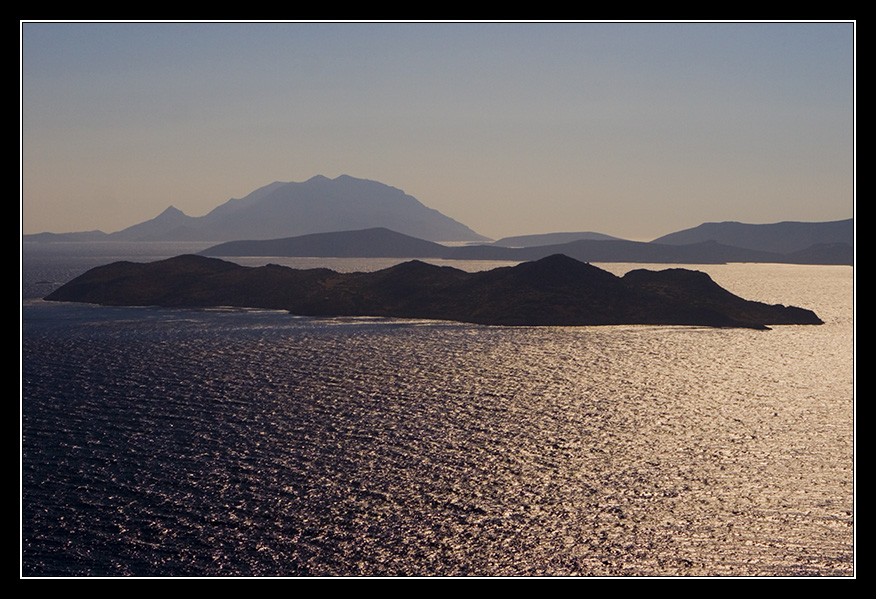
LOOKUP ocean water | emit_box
[21,243,855,576]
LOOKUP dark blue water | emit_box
[21,244,855,576]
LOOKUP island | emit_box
[43,254,824,330]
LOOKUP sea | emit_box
[21,242,855,577]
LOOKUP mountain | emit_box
[107,175,487,243]
[651,219,853,254]
[45,253,823,329]
[108,205,197,242]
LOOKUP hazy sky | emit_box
[21,21,855,241]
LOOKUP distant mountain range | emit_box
[200,223,853,266]
[22,174,853,265]
[24,175,487,243]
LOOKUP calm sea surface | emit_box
[21,243,855,576]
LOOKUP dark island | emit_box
[44,254,824,330]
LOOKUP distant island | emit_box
[45,253,823,330]
[198,225,854,266]
[22,174,853,265]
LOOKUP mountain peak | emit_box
[159,205,187,217]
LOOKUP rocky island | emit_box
[44,254,823,329]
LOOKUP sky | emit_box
[20,21,855,241]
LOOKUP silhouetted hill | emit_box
[45,253,823,329]
[651,219,853,254]
[106,175,487,243]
